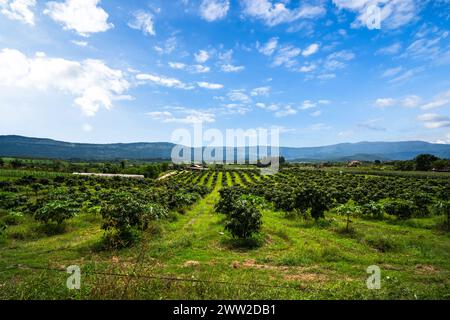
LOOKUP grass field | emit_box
[0,169,449,300]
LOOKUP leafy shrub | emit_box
[34,200,79,225]
[215,186,246,216]
[432,200,450,231]
[1,212,24,226]
[224,199,262,240]
[361,201,384,220]
[410,193,432,217]
[0,193,27,210]
[101,192,167,247]
[383,199,416,220]
[294,186,331,220]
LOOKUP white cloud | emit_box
[358,119,386,131]
[302,43,319,57]
[71,40,88,47]
[136,73,193,90]
[421,89,450,110]
[310,110,322,117]
[375,98,396,108]
[256,102,279,111]
[332,0,420,29]
[300,99,330,110]
[404,31,449,61]
[301,100,317,110]
[375,95,422,108]
[402,95,422,108]
[317,73,336,81]
[272,45,302,68]
[194,50,210,63]
[147,109,215,124]
[189,64,210,74]
[168,62,186,70]
[154,37,177,55]
[299,63,316,73]
[44,0,113,37]
[197,81,223,89]
[435,133,450,144]
[241,0,325,27]
[275,105,297,118]
[128,11,156,36]
[200,0,230,22]
[381,66,403,78]
[0,0,36,25]
[251,86,270,96]
[0,48,130,116]
[324,50,355,71]
[221,64,245,73]
[221,103,251,115]
[376,43,402,55]
[258,37,278,56]
[388,67,421,84]
[327,50,355,61]
[417,113,450,129]
[227,90,251,103]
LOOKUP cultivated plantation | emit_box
[0,166,449,299]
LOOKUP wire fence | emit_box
[0,263,302,291]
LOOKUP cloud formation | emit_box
[0,0,36,25]
[0,48,130,116]
[44,0,113,36]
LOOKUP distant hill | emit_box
[0,135,449,162]
[0,135,175,161]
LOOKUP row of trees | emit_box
[0,157,171,178]
[0,172,211,247]
[394,154,450,172]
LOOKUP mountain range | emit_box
[0,135,449,162]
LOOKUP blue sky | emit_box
[0,0,449,147]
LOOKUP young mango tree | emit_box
[383,199,416,220]
[34,200,79,226]
[433,200,450,231]
[101,192,167,247]
[224,199,262,240]
[335,200,362,232]
[295,186,331,220]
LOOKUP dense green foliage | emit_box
[0,165,449,300]
[216,186,262,239]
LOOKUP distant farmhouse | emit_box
[347,160,362,167]
[188,164,208,171]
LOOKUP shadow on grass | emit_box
[220,233,265,251]
[34,223,68,236]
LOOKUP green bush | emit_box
[34,200,79,225]
[101,192,167,247]
[361,201,384,220]
[433,200,450,231]
[224,199,262,240]
[215,186,246,216]
[295,186,331,220]
[1,212,24,226]
[383,199,416,220]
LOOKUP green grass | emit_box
[0,171,449,300]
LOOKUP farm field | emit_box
[0,168,449,300]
